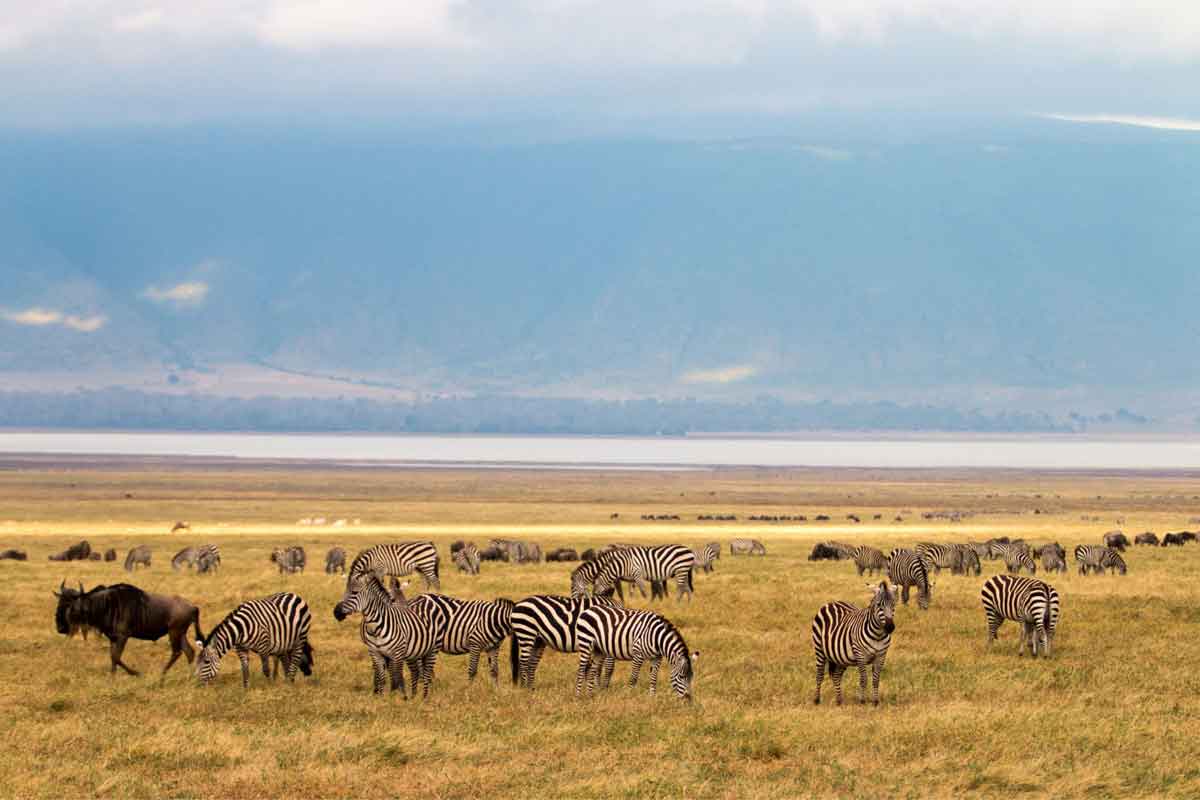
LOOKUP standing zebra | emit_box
[991,542,1036,575]
[886,550,931,610]
[510,594,616,689]
[124,545,152,571]
[592,545,696,602]
[811,581,898,706]
[980,574,1060,657]
[195,592,313,687]
[453,544,481,575]
[334,570,445,697]
[693,542,721,574]
[915,543,962,574]
[851,545,887,577]
[195,544,221,574]
[1037,544,1067,574]
[272,546,306,574]
[409,594,515,683]
[729,538,767,556]
[1074,545,1127,576]
[348,542,441,590]
[575,604,697,701]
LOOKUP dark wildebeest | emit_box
[0,548,28,560]
[807,543,840,561]
[449,540,466,555]
[580,548,597,562]
[325,546,347,574]
[1134,532,1159,546]
[1162,533,1185,547]
[104,548,117,562]
[48,540,91,561]
[124,545,152,571]
[54,581,204,679]
[478,545,504,561]
[1103,531,1130,551]
[171,521,191,533]
[545,548,579,562]
[1179,532,1197,544]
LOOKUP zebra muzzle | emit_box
[883,620,895,634]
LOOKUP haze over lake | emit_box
[4,432,1200,471]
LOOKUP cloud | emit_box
[1,307,107,332]
[796,145,853,161]
[143,280,210,307]
[681,365,758,384]
[1040,113,1200,132]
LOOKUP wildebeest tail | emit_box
[510,633,520,685]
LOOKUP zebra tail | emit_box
[687,566,695,594]
[509,634,520,685]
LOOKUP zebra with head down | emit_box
[1074,545,1126,576]
[887,550,931,610]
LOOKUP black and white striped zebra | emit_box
[1074,545,1127,576]
[729,538,767,556]
[511,594,616,689]
[325,547,347,574]
[408,594,515,683]
[1037,544,1067,573]
[886,550,931,610]
[980,574,1060,657]
[334,570,445,697]
[916,543,962,574]
[453,544,481,575]
[694,542,721,573]
[574,604,697,701]
[195,544,221,574]
[811,581,897,706]
[348,542,441,590]
[851,545,887,576]
[955,545,982,576]
[172,546,198,571]
[592,545,696,602]
[991,542,1036,575]
[195,592,313,687]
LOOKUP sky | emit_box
[2,1,1200,128]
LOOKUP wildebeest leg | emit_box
[109,636,139,676]
[160,630,188,682]
[237,649,251,688]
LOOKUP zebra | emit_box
[334,570,445,697]
[574,604,698,701]
[195,544,221,574]
[811,581,898,706]
[955,545,982,576]
[348,542,440,590]
[325,547,347,574]
[916,543,962,574]
[729,538,767,556]
[990,542,1036,575]
[887,550,931,610]
[1074,545,1127,576]
[453,544,481,575]
[980,574,1060,657]
[410,594,515,683]
[124,545,151,571]
[693,542,721,573]
[569,553,641,603]
[171,546,198,571]
[965,541,992,560]
[272,546,306,574]
[592,545,696,602]
[851,545,887,576]
[1038,545,1067,574]
[510,594,617,689]
[195,592,313,687]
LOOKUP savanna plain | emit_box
[2,459,1199,799]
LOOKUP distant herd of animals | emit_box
[28,525,1197,705]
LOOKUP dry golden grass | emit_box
[1,464,1199,798]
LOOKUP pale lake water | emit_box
[3,431,1200,470]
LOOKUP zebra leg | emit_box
[576,648,594,697]
[420,654,435,699]
[467,644,481,682]
[813,654,826,705]
[486,646,500,684]
[369,651,389,695]
[387,657,405,695]
[238,649,251,689]
[526,642,546,690]
[831,664,846,706]
[259,653,273,680]
[601,655,615,689]
[648,658,661,695]
[284,648,300,681]
[900,584,910,605]
[1018,622,1032,656]
[987,614,1002,647]
[635,577,649,599]
[857,662,869,704]
[628,654,645,688]
[871,654,886,706]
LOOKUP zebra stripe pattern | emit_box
[196,592,313,687]
[811,581,897,706]
[195,544,221,574]
[915,543,962,574]
[409,594,515,682]
[272,546,306,574]
[1074,545,1127,576]
[729,538,767,556]
[453,545,481,575]
[991,542,1036,575]
[348,542,441,590]
[575,604,697,700]
[1037,545,1067,574]
[511,594,616,689]
[851,545,887,576]
[980,574,1060,657]
[694,542,721,573]
[592,545,696,602]
[887,550,931,609]
[334,571,445,697]
[954,545,982,576]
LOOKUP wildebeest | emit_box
[1162,533,1185,547]
[88,552,102,560]
[325,546,347,574]
[271,546,306,574]
[808,543,841,561]
[48,540,91,562]
[449,540,466,555]
[171,521,191,533]
[478,546,504,561]
[580,548,597,562]
[124,545,152,571]
[0,548,28,560]
[545,548,579,562]
[1103,531,1130,551]
[103,548,117,562]
[1134,532,1159,546]
[54,581,204,678]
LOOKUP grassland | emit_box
[2,461,1199,799]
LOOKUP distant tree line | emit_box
[0,388,1078,434]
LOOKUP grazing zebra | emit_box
[965,542,991,560]
[886,550,931,610]
[453,544,481,575]
[1074,545,1127,576]
[511,594,617,689]
[574,604,698,701]
[811,581,898,706]
[955,545,982,576]
[348,542,441,590]
[980,574,1060,657]
[410,594,515,682]
[325,547,347,574]
[171,546,198,571]
[334,570,445,697]
[272,546,306,574]
[729,538,767,556]
[1038,546,1067,574]
[851,545,887,576]
[124,545,151,571]
[916,543,962,574]
[195,592,313,687]
[592,545,696,602]
[569,553,647,604]
[195,544,221,574]
[990,542,1036,575]
[693,542,721,573]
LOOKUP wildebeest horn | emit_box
[78,581,84,593]
[60,579,66,591]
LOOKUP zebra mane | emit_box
[202,607,239,650]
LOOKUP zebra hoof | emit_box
[812,697,820,705]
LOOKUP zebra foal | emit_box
[811,581,897,706]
